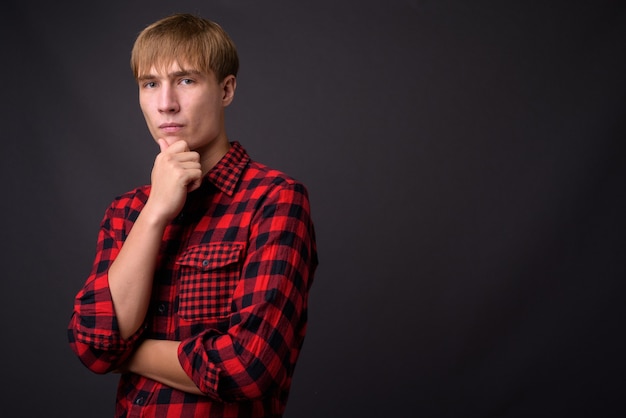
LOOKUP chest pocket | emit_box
[176,242,244,321]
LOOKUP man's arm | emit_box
[177,181,317,400]
[121,339,203,395]
[108,139,202,339]
[106,208,167,339]
[68,139,203,372]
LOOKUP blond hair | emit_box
[130,13,239,82]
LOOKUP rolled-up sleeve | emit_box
[67,200,145,374]
[177,181,318,401]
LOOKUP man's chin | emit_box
[157,137,187,147]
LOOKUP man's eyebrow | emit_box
[171,69,202,77]
[137,74,156,82]
[137,69,202,82]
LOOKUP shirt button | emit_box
[134,396,144,405]
[157,304,166,313]
[202,259,210,267]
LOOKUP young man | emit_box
[68,13,318,417]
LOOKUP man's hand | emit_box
[144,139,203,224]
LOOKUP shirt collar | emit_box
[205,141,250,196]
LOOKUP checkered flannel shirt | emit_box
[68,142,318,417]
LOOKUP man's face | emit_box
[137,61,235,153]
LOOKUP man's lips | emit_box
[159,123,184,133]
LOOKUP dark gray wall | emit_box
[2,1,624,417]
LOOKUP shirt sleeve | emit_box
[177,180,318,401]
[67,197,145,374]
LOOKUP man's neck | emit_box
[198,136,232,175]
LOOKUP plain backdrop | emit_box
[2,1,625,417]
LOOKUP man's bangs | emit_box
[132,38,207,79]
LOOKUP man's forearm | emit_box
[108,207,168,339]
[126,339,204,396]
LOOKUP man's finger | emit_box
[157,138,169,153]
[157,138,189,154]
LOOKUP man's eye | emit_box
[143,81,157,88]
[181,78,194,85]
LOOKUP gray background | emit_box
[2,0,625,417]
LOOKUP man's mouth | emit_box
[159,123,184,133]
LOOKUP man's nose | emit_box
[158,85,180,113]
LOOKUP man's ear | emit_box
[222,75,236,106]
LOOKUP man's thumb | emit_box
[157,138,169,153]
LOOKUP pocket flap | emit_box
[176,243,244,271]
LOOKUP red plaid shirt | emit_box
[68,142,318,417]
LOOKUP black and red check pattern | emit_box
[68,142,318,417]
